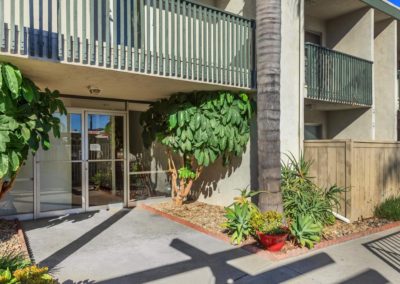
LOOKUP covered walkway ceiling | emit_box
[1,55,246,102]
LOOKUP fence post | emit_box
[345,140,353,220]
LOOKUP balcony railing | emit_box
[0,0,255,89]
[305,43,373,106]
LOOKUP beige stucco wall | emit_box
[374,19,398,140]
[323,8,375,140]
[281,0,303,158]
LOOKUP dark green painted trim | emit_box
[361,0,400,20]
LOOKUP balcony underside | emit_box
[1,54,246,102]
[304,98,370,111]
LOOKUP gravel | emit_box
[0,219,26,258]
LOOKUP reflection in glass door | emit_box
[38,112,83,213]
[86,113,125,207]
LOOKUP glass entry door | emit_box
[38,111,84,215]
[37,109,126,217]
[85,112,125,208]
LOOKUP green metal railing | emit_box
[305,43,373,106]
[0,0,255,89]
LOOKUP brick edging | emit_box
[140,203,400,261]
[15,220,30,260]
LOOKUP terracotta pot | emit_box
[256,231,288,252]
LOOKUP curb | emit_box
[140,203,400,261]
[14,220,30,260]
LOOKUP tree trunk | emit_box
[256,0,283,213]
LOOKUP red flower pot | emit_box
[256,231,288,252]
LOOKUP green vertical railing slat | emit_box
[165,0,169,75]
[146,0,151,73]
[57,0,62,58]
[198,5,202,81]
[98,0,103,65]
[239,19,244,86]
[140,0,145,71]
[90,0,95,63]
[159,0,163,74]
[171,0,175,75]
[105,0,111,66]
[153,0,157,73]
[0,0,4,49]
[244,20,248,87]
[177,0,181,77]
[73,0,78,60]
[212,10,216,83]
[134,0,138,70]
[19,0,25,54]
[193,3,196,80]
[113,0,118,67]
[82,0,87,62]
[227,15,231,85]
[203,7,207,81]
[127,0,132,68]
[218,12,222,84]
[182,0,187,78]
[10,0,15,51]
[66,0,71,59]
[187,2,192,79]
[207,9,211,82]
[120,0,125,69]
[222,14,227,84]
[235,17,239,86]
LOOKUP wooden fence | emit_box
[304,140,400,221]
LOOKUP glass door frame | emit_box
[34,108,128,219]
[83,109,128,211]
[35,107,86,219]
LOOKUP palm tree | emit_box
[256,0,283,212]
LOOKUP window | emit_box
[305,124,322,140]
[305,31,322,45]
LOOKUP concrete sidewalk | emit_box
[23,208,400,283]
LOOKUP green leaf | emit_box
[0,154,9,177]
[3,64,20,97]
[9,151,20,172]
[21,126,31,141]
[22,79,35,102]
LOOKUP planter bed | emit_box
[142,201,400,261]
[0,219,29,259]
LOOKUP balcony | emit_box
[0,0,255,90]
[305,43,373,106]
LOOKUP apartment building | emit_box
[0,0,398,220]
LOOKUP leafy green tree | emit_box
[0,62,66,199]
[140,91,254,206]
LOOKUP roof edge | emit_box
[361,0,400,20]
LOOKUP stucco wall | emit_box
[374,19,398,140]
[281,0,303,158]
[324,8,375,140]
[305,16,327,46]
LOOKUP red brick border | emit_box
[15,220,30,260]
[140,203,400,261]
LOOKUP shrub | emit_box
[223,203,252,245]
[140,91,254,205]
[250,210,283,235]
[289,215,322,249]
[281,153,344,226]
[223,188,262,244]
[0,252,30,273]
[375,196,400,221]
[12,265,55,284]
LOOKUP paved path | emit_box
[23,208,400,283]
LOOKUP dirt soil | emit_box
[0,219,26,258]
[151,201,395,250]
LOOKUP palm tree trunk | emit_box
[256,0,283,213]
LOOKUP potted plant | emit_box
[250,210,289,252]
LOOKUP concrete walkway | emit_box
[23,208,400,283]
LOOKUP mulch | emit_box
[0,219,29,259]
[148,201,400,260]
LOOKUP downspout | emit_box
[299,0,305,156]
